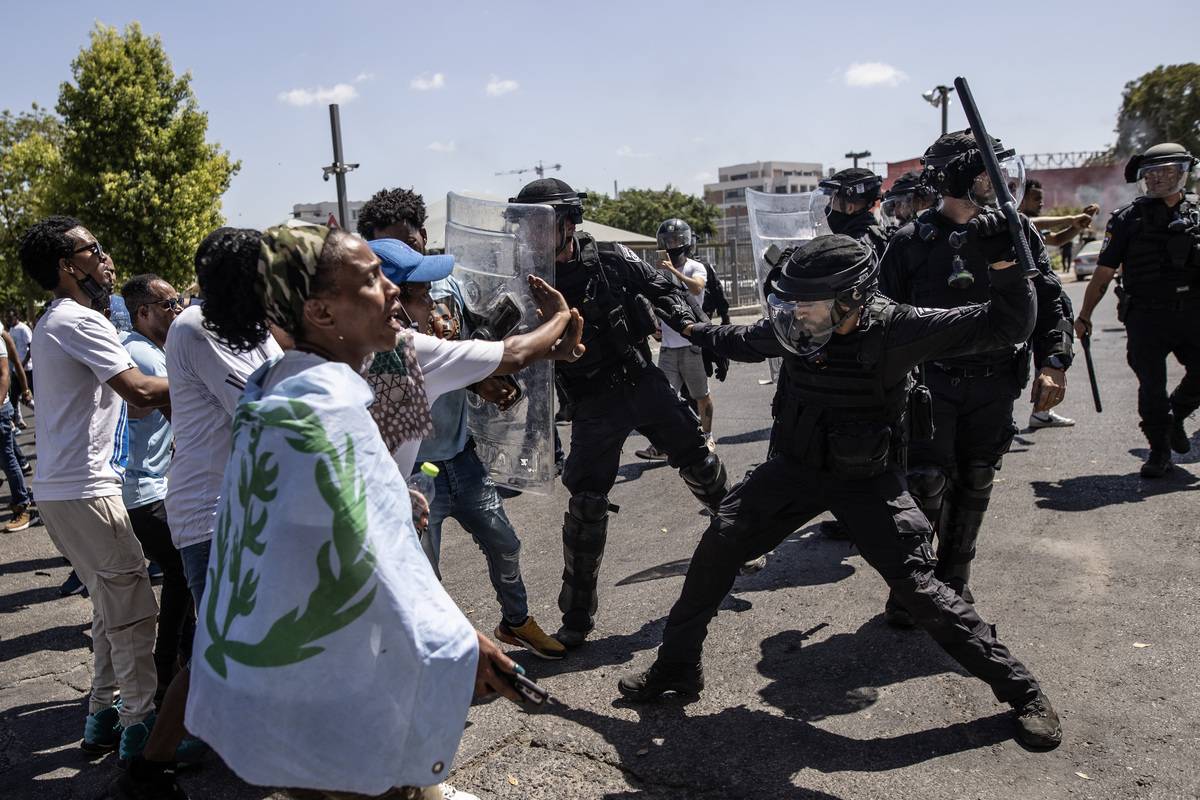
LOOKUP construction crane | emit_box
[495,160,562,179]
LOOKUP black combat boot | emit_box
[1169,411,1191,454]
[1013,691,1062,749]
[883,591,916,628]
[618,661,704,701]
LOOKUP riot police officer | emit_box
[617,234,1062,750]
[880,170,938,237]
[880,130,1074,622]
[819,167,889,256]
[1074,143,1200,477]
[509,178,729,648]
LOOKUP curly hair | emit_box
[18,215,82,291]
[356,187,426,241]
[195,227,271,353]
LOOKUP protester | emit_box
[119,274,195,705]
[5,310,33,427]
[18,215,171,762]
[0,339,35,531]
[186,223,527,799]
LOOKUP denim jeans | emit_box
[179,539,213,611]
[420,446,529,626]
[0,402,32,507]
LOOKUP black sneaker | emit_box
[553,625,591,650]
[1140,448,1171,478]
[59,571,86,597]
[111,758,188,799]
[1013,691,1062,749]
[618,662,704,701]
[1169,413,1191,455]
[883,593,915,628]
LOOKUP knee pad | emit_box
[680,452,727,495]
[908,466,948,506]
[959,461,996,499]
[568,491,611,523]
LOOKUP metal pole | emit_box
[329,104,349,229]
[941,87,949,135]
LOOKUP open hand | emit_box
[549,308,586,362]
[528,275,568,319]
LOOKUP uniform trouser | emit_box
[906,368,1019,586]
[126,499,195,701]
[560,366,724,631]
[656,457,1041,706]
[1124,303,1200,442]
[39,496,159,725]
[419,445,529,626]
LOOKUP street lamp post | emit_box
[322,104,360,229]
[921,85,955,135]
[844,150,871,168]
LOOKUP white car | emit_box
[1072,240,1103,280]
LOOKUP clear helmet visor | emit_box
[968,155,1025,209]
[880,195,914,226]
[767,293,837,356]
[1137,161,1190,198]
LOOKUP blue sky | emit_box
[3,1,1198,228]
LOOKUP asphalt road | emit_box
[2,277,1197,799]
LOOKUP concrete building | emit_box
[291,200,366,229]
[703,160,824,246]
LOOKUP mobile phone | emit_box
[507,670,549,706]
[656,248,670,264]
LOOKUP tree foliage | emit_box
[583,185,720,240]
[0,105,63,310]
[1114,64,1200,159]
[55,23,239,290]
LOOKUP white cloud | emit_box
[410,72,446,91]
[426,140,456,153]
[485,75,519,96]
[354,72,375,83]
[843,62,909,88]
[616,144,652,159]
[278,83,358,106]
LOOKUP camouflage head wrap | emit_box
[256,224,331,333]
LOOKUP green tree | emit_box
[1114,64,1200,159]
[0,104,63,309]
[56,22,239,289]
[583,185,720,240]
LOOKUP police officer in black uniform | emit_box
[617,234,1062,749]
[509,178,729,648]
[879,131,1074,622]
[819,167,889,256]
[1074,142,1200,477]
[880,170,938,238]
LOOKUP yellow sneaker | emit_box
[495,617,566,660]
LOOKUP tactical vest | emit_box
[772,298,911,477]
[1120,196,1200,301]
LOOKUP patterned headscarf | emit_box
[258,224,434,449]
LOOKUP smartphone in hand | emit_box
[507,670,549,706]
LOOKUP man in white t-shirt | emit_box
[5,310,33,428]
[18,216,171,757]
[637,218,716,459]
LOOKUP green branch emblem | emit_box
[204,399,378,678]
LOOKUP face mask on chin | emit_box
[72,268,113,313]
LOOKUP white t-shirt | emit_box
[30,298,136,501]
[659,258,707,349]
[165,305,282,549]
[391,333,503,476]
[9,321,32,366]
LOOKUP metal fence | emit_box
[626,240,762,315]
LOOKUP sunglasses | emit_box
[72,241,106,259]
[156,297,184,312]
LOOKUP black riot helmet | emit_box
[1124,142,1197,199]
[656,218,693,253]
[510,177,587,256]
[881,170,935,226]
[819,167,883,206]
[765,235,878,356]
[922,129,1025,208]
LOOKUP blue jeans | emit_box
[420,446,529,626]
[179,539,213,611]
[0,403,32,507]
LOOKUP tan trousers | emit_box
[40,495,159,725]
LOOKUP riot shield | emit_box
[744,188,832,379]
[444,192,557,494]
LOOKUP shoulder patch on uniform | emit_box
[611,242,641,263]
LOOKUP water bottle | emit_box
[408,461,440,530]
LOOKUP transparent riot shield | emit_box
[444,192,557,494]
[744,188,832,379]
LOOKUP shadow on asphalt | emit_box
[0,585,67,614]
[510,616,669,680]
[553,692,1009,799]
[715,427,772,446]
[0,556,65,577]
[0,622,90,663]
[1031,469,1199,511]
[0,698,121,800]
[614,459,670,484]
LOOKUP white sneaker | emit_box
[634,445,668,461]
[441,785,481,800]
[1029,410,1075,429]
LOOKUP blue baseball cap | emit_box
[367,238,455,284]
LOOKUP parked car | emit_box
[1073,240,1103,280]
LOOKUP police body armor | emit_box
[1119,195,1200,304]
[555,233,658,401]
[772,298,910,478]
